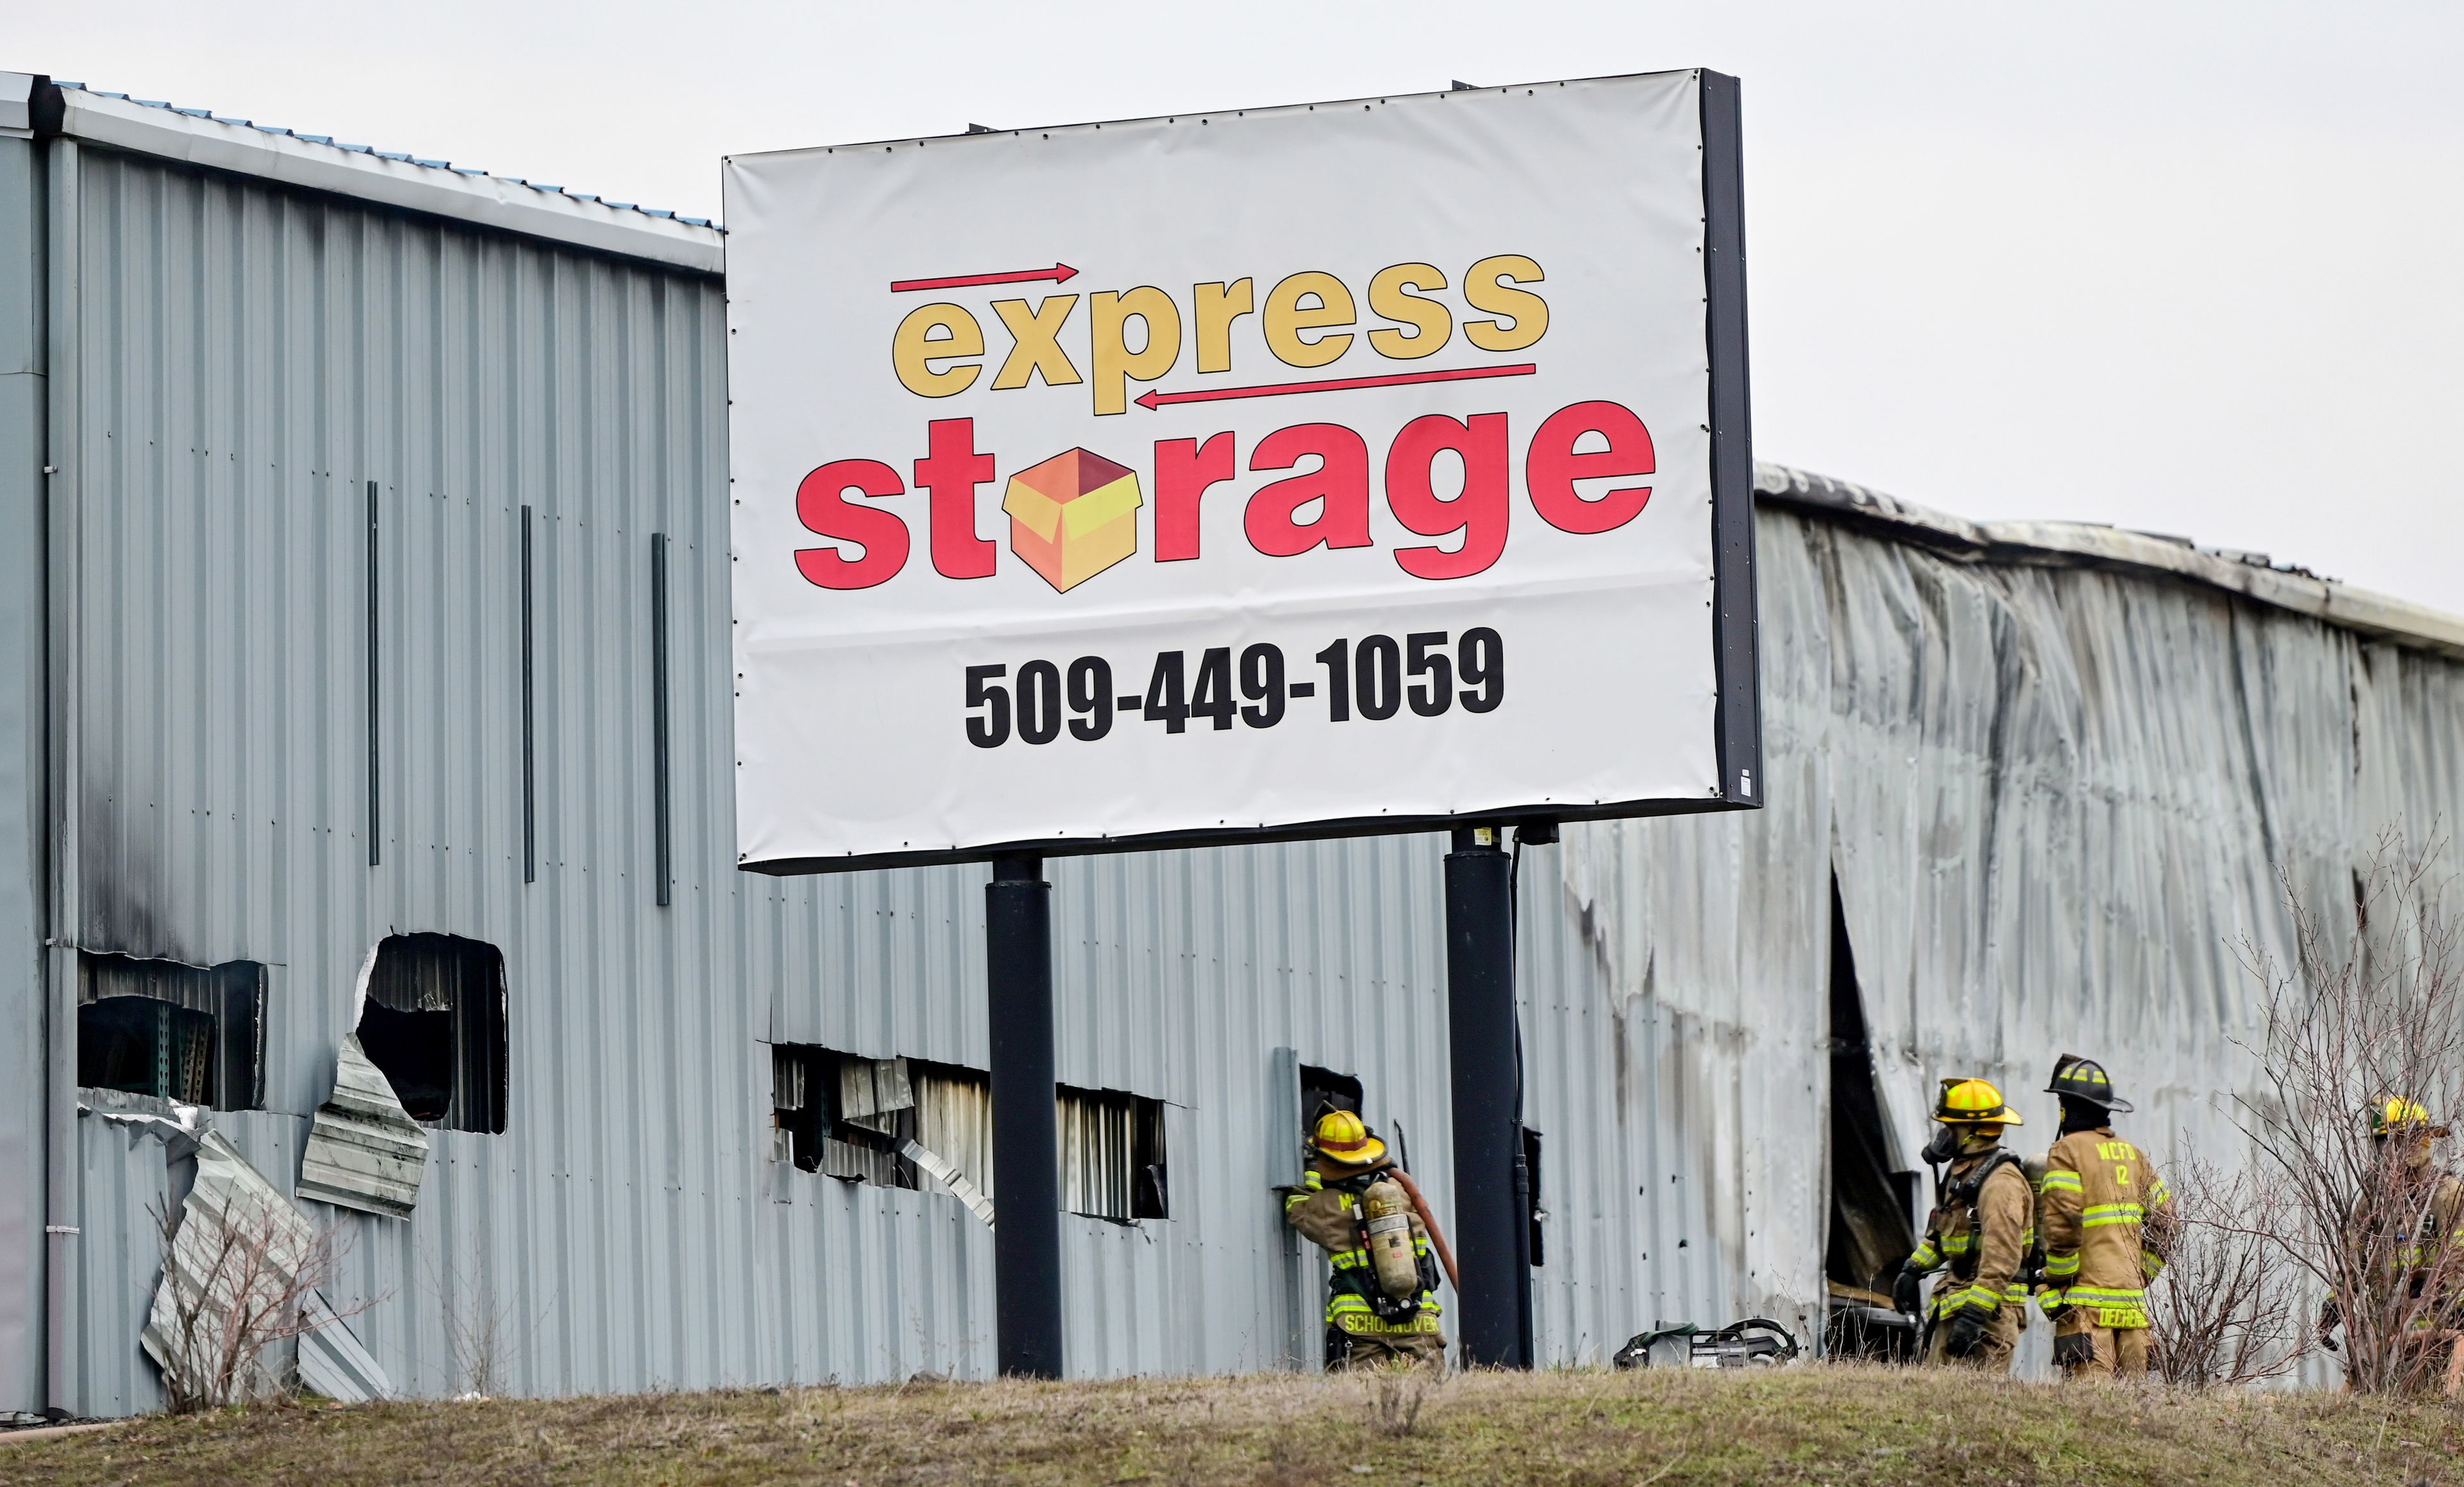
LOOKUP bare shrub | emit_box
[148,1189,366,1412]
[427,1231,544,1398]
[2147,1150,2310,1385]
[2235,832,2464,1395]
[1369,1371,1431,1436]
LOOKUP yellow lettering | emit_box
[891,303,984,398]
[1089,287,1182,416]
[1262,271,1356,368]
[1365,263,1451,360]
[1462,254,1548,352]
[989,296,1082,390]
[1193,279,1254,374]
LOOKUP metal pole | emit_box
[986,854,1062,1377]
[1446,825,1529,1367]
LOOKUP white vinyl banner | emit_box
[726,71,1738,868]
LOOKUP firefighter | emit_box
[1892,1078,2033,1370]
[1283,1110,1448,1371]
[2317,1098,2464,1389]
[2034,1055,2176,1380]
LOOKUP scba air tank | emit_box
[1361,1178,1420,1300]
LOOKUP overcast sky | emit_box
[15,1,2461,610]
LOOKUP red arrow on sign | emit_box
[1134,363,1537,410]
[890,262,1079,293]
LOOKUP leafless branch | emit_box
[149,1190,370,1413]
[2230,829,2464,1396]
[2147,1150,2309,1386]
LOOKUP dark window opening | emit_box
[78,953,265,1110]
[1299,1064,1363,1138]
[1520,1125,1546,1268]
[773,1045,916,1185]
[1822,873,1920,1361]
[771,1047,993,1198]
[356,933,507,1133]
[1058,1085,1168,1222]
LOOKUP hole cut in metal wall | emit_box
[1822,871,1921,1361]
[78,952,266,1110]
[772,1047,993,1200]
[1058,1085,1168,1223]
[356,933,508,1133]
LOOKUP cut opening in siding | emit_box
[1298,1064,1364,1135]
[76,952,266,1110]
[355,934,508,1133]
[772,1047,992,1203]
[1058,1085,1168,1223]
[1822,872,1920,1361]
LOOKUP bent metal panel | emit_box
[724,71,1754,870]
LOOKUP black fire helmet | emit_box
[2046,1053,2134,1113]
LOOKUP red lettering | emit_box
[793,460,910,590]
[1526,400,1654,534]
[1244,423,1372,558]
[1154,432,1236,563]
[1385,412,1509,580]
[912,417,997,579]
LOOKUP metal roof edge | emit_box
[1754,460,2464,662]
[51,82,723,276]
[0,72,33,137]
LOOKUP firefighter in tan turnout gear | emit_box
[1892,1079,2033,1370]
[2035,1055,2177,1379]
[1283,1110,1449,1371]
[2317,1098,2464,1389]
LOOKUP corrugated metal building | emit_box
[6,72,2464,1416]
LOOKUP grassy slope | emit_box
[6,1364,2462,1486]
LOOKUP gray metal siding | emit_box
[0,131,53,1414]
[34,136,2464,1412]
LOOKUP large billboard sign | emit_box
[724,71,1757,872]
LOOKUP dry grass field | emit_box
[5,1362,2461,1486]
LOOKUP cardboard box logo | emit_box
[1001,448,1144,593]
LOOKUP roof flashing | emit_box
[44,80,722,275]
[1755,461,2464,661]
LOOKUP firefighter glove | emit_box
[1942,1309,1989,1359]
[2036,1289,2069,1323]
[1891,1266,1922,1317]
[2051,1332,2096,1371]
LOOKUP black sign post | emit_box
[1446,826,1531,1367]
[987,855,1063,1377]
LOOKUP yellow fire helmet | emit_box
[1933,1077,2023,1126]
[1310,1109,1388,1168]
[2369,1097,2451,1140]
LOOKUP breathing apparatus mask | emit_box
[1921,1122,2002,1165]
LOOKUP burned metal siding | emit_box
[1536,512,2464,1374]
[0,126,53,1413]
[38,134,2464,1411]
